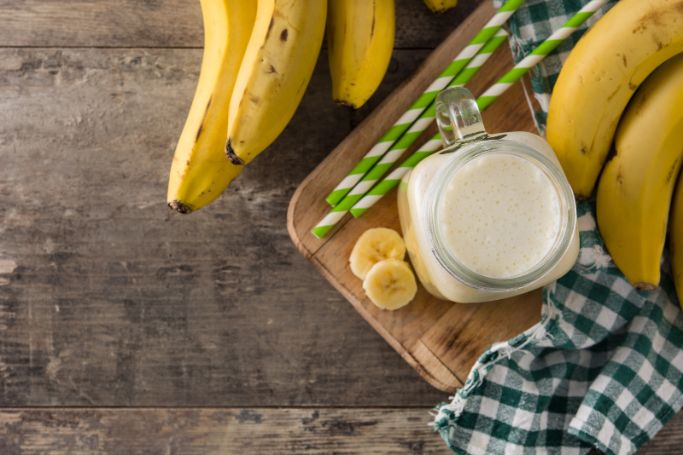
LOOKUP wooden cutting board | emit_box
[287,1,544,393]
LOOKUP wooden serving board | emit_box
[288,2,543,393]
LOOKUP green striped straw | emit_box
[323,0,525,208]
[311,32,509,239]
[348,0,608,219]
[337,30,509,212]
[478,0,608,109]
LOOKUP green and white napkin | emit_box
[433,2,683,454]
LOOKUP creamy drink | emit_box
[397,87,579,303]
[436,152,562,279]
[398,132,580,303]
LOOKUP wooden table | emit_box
[0,1,679,453]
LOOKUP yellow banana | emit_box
[422,0,457,13]
[166,0,256,214]
[597,53,683,289]
[226,0,327,166]
[547,0,683,198]
[670,160,683,309]
[327,0,395,108]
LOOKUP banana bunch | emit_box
[547,0,683,198]
[596,54,683,290]
[545,0,683,299]
[168,0,325,212]
[169,0,432,213]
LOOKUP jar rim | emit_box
[426,139,577,291]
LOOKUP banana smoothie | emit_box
[437,152,561,279]
[398,132,580,303]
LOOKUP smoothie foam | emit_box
[436,152,561,279]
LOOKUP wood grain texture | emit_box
[0,408,444,455]
[288,1,541,393]
[0,0,478,49]
[0,408,679,454]
[0,46,444,406]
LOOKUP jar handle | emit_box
[435,87,487,146]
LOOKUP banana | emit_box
[670,165,683,309]
[166,0,256,214]
[363,260,417,310]
[327,0,395,108]
[226,0,327,166]
[422,0,457,13]
[596,53,683,289]
[546,0,683,198]
[350,227,406,279]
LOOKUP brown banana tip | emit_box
[333,99,361,109]
[168,200,193,214]
[225,139,245,165]
[635,283,657,292]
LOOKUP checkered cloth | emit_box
[432,1,683,454]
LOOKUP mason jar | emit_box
[397,87,579,303]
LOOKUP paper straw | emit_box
[348,0,608,219]
[348,136,443,218]
[478,0,608,110]
[338,30,509,212]
[323,0,525,208]
[311,32,508,239]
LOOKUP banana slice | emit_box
[363,260,417,310]
[349,228,406,279]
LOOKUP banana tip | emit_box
[635,283,658,292]
[333,99,361,110]
[225,139,245,165]
[168,200,193,214]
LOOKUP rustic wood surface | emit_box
[0,408,445,454]
[0,409,680,454]
[0,0,679,453]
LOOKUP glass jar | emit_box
[397,87,579,303]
